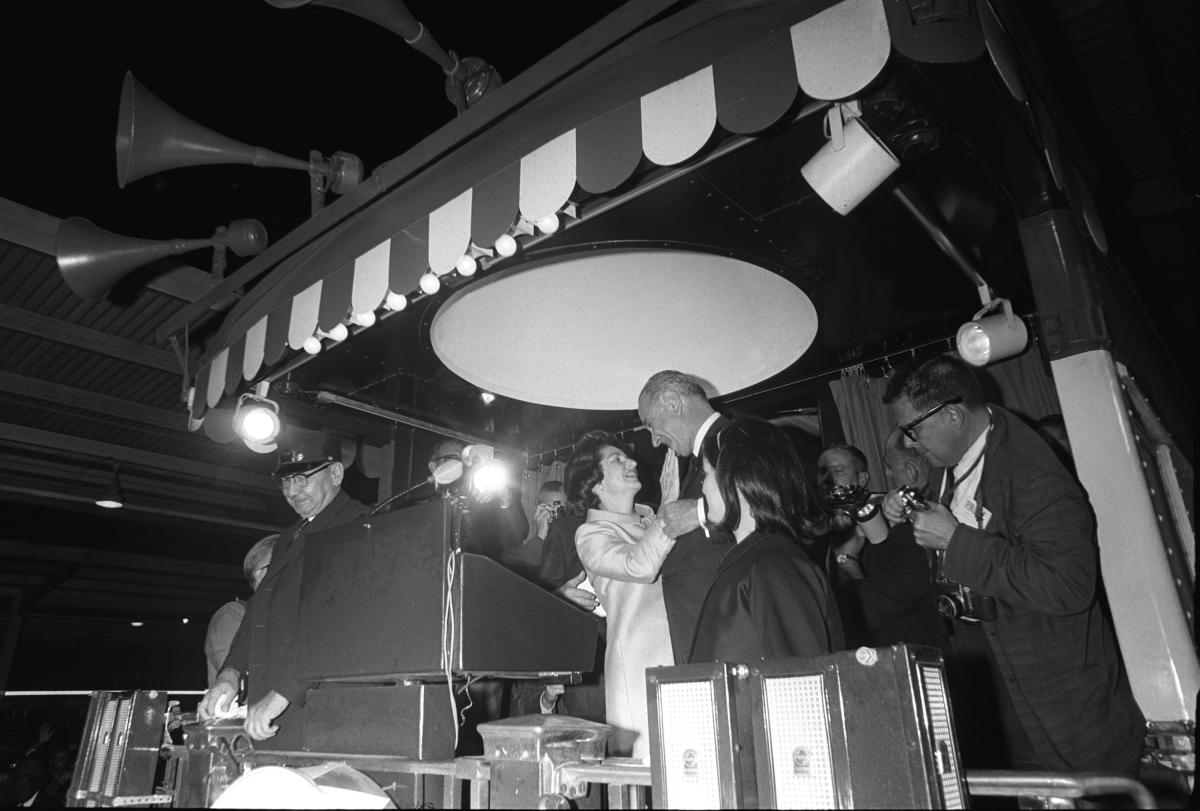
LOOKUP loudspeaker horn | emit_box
[56,217,268,300]
[116,71,310,189]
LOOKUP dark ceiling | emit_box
[0,0,1193,690]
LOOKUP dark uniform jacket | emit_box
[689,530,844,664]
[222,490,366,747]
[941,405,1145,773]
[664,415,733,663]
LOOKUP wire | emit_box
[442,544,458,752]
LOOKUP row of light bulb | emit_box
[299,215,559,356]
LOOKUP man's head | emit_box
[816,443,870,493]
[537,480,565,507]
[428,439,466,479]
[243,533,278,591]
[636,370,715,456]
[274,442,344,520]
[882,354,987,468]
[882,428,932,492]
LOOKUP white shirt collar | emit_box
[692,412,721,457]
[954,407,992,479]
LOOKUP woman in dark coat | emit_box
[689,416,844,663]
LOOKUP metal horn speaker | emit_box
[116,71,311,188]
[56,217,268,300]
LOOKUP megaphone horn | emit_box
[55,217,268,300]
[116,71,310,189]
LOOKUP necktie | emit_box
[660,449,680,505]
[939,469,955,508]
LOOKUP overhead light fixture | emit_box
[95,460,125,509]
[956,297,1029,366]
[129,621,144,628]
[233,391,281,451]
[479,391,496,406]
[801,102,900,215]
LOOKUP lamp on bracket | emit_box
[956,297,1029,366]
[233,384,282,453]
[801,100,901,215]
[116,71,362,216]
[55,216,268,300]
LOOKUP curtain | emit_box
[828,365,892,489]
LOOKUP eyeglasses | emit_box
[899,397,962,442]
[276,461,333,490]
[430,454,461,468]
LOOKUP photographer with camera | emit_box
[880,354,1144,776]
[828,432,949,654]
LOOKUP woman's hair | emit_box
[563,430,624,516]
[700,415,821,542]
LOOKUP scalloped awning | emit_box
[189,0,987,425]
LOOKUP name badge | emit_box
[955,497,992,530]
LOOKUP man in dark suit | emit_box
[636,370,731,664]
[198,436,366,746]
[881,354,1144,774]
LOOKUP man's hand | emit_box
[658,498,700,539]
[833,524,867,559]
[555,570,599,612]
[882,488,909,524]
[244,691,290,741]
[910,502,958,551]
[533,503,553,540]
[197,670,240,721]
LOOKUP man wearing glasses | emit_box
[880,354,1144,776]
[198,437,366,746]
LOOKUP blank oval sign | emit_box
[431,249,818,410]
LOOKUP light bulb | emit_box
[536,213,560,234]
[328,323,349,342]
[419,273,441,295]
[302,335,322,354]
[494,233,517,257]
[351,310,377,328]
[456,254,478,277]
[240,407,280,443]
[385,291,407,311]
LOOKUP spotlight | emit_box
[95,460,125,509]
[956,298,1029,366]
[479,391,496,405]
[130,621,144,628]
[801,106,900,215]
[233,393,281,444]
[470,459,510,500]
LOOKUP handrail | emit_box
[966,769,1157,809]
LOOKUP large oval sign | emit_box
[431,249,818,410]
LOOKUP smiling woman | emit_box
[564,429,675,762]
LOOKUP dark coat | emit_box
[664,415,734,663]
[942,405,1145,773]
[537,512,587,589]
[222,490,367,745]
[688,530,844,664]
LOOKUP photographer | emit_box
[880,354,1144,775]
[502,480,567,582]
[826,434,948,654]
[815,443,889,646]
